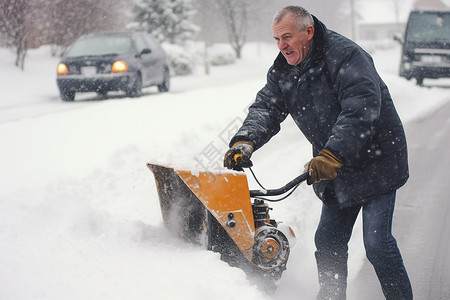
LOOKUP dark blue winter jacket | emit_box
[230,16,409,208]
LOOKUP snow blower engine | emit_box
[147,162,308,282]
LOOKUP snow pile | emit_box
[0,42,449,300]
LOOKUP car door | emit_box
[135,33,165,86]
[133,35,153,86]
[142,34,166,84]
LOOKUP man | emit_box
[223,6,412,300]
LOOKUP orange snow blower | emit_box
[147,162,308,283]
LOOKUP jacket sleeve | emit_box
[230,66,289,149]
[325,47,382,165]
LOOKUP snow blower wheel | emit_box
[253,226,290,270]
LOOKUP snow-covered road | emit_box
[349,98,450,300]
[1,43,450,299]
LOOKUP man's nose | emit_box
[278,40,287,50]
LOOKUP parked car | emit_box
[394,9,450,85]
[56,31,170,101]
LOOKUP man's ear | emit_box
[306,24,315,42]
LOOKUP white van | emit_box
[395,9,450,85]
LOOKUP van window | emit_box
[406,12,450,42]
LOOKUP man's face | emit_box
[272,14,314,65]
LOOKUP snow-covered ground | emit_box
[1,41,449,300]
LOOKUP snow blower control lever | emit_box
[249,172,309,197]
[234,152,309,198]
[234,153,243,162]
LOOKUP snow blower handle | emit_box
[250,172,309,197]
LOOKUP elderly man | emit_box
[224,6,412,300]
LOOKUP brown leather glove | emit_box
[223,141,254,171]
[304,149,342,185]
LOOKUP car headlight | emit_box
[57,63,69,75]
[403,62,411,71]
[111,60,128,73]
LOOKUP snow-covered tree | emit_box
[134,0,198,45]
[0,0,130,68]
[0,0,32,69]
[215,0,254,59]
[47,0,130,50]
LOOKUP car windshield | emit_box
[66,35,132,57]
[406,12,450,42]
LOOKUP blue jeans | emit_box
[314,191,412,300]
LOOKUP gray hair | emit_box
[273,6,314,31]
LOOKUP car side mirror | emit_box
[393,33,403,45]
[136,48,152,58]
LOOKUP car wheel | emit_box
[157,67,170,93]
[126,73,142,98]
[60,90,75,101]
[96,88,108,99]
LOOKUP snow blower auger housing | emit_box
[147,163,306,282]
